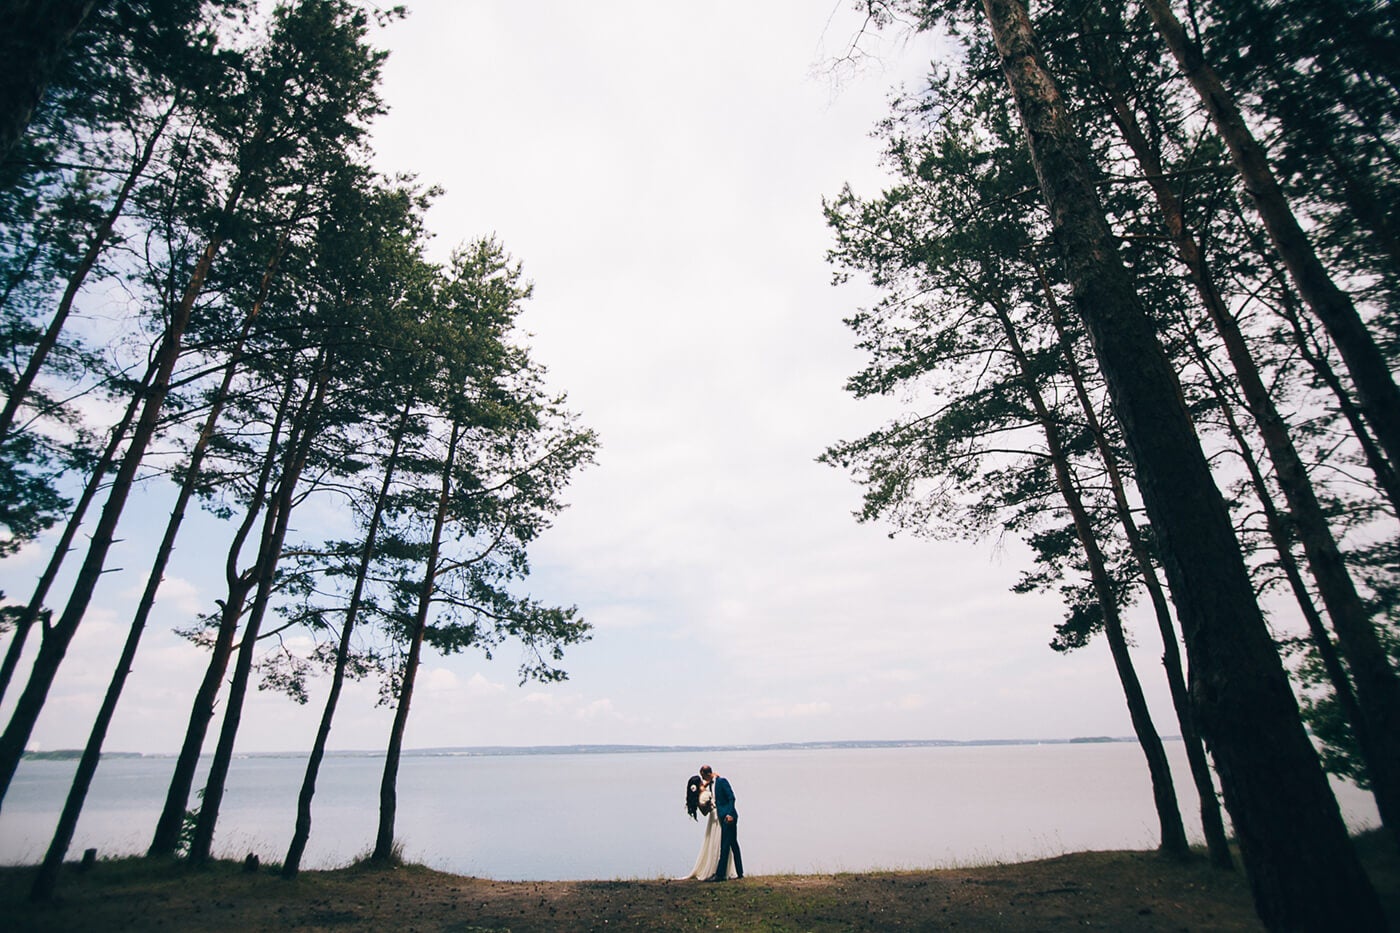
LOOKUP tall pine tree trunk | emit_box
[28,238,285,898]
[1140,0,1400,473]
[979,0,1384,926]
[284,401,411,877]
[372,417,462,863]
[1182,325,1373,808]
[991,296,1190,859]
[1040,270,1233,869]
[148,374,297,858]
[0,357,154,705]
[0,202,233,806]
[1082,20,1400,849]
[188,356,328,865]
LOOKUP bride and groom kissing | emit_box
[682,764,743,881]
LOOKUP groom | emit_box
[701,765,743,881]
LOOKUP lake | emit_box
[0,742,1379,880]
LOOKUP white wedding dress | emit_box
[680,787,739,880]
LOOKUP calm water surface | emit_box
[0,743,1378,880]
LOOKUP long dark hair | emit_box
[685,774,703,820]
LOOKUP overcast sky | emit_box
[5,1,1195,755]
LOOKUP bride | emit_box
[680,773,738,880]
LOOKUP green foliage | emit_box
[0,431,69,556]
[821,62,1151,648]
[360,238,598,690]
[0,2,598,842]
[0,0,253,551]
[831,0,1400,778]
[176,807,199,858]
[1201,0,1400,313]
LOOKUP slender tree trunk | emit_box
[372,417,462,863]
[148,374,297,858]
[1141,0,1400,473]
[0,357,154,705]
[0,98,176,443]
[28,237,286,898]
[188,356,328,865]
[1183,324,1373,805]
[991,296,1191,858]
[145,565,257,857]
[0,199,234,806]
[284,401,411,878]
[0,0,100,165]
[1273,280,1400,516]
[979,0,1384,926]
[1081,23,1400,849]
[1039,268,1233,869]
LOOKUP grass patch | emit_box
[1,833,1396,931]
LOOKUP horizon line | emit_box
[24,735,1159,760]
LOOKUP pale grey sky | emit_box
[4,1,1193,754]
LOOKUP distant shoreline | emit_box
[23,735,1156,761]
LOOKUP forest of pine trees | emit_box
[0,0,596,903]
[3,0,1399,929]
[824,0,1398,928]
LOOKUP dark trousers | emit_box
[717,816,743,879]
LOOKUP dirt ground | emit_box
[4,833,1398,932]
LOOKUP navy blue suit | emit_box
[711,776,743,879]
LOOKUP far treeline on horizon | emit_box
[0,0,1397,928]
[16,735,1144,760]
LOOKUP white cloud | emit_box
[580,604,658,631]
[751,700,834,721]
[891,694,926,711]
[465,673,506,697]
[422,667,459,693]
[129,575,204,616]
[574,698,616,721]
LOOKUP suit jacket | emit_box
[713,776,737,822]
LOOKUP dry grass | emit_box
[4,832,1397,931]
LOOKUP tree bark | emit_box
[979,0,1384,926]
[991,295,1190,860]
[372,416,462,863]
[284,400,411,877]
[148,373,298,858]
[188,354,329,865]
[1039,267,1233,869]
[1081,17,1400,849]
[0,198,232,806]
